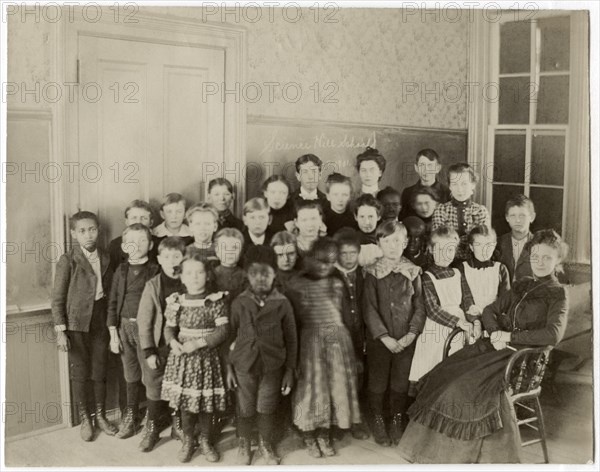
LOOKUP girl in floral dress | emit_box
[161,253,230,463]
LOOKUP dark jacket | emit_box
[399,178,451,220]
[137,273,168,353]
[482,275,568,347]
[274,269,300,297]
[214,264,247,301]
[496,232,533,282]
[333,267,365,357]
[51,245,111,332]
[324,207,358,236]
[229,288,298,373]
[268,201,295,235]
[137,274,165,351]
[218,210,245,233]
[242,228,274,253]
[107,260,160,328]
[363,270,426,340]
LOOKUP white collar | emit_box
[334,262,358,275]
[81,246,99,262]
[511,233,530,243]
[129,256,149,265]
[300,187,319,200]
[155,222,191,237]
[361,184,379,196]
[296,234,317,252]
[248,232,266,245]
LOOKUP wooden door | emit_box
[77,35,225,242]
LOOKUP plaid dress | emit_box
[161,292,230,414]
[431,199,489,260]
[290,276,361,431]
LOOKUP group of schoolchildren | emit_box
[51,147,541,465]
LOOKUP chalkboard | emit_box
[245,117,468,199]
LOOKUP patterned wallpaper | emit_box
[246,8,468,129]
[7,17,53,89]
[7,7,469,129]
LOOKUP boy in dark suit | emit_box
[108,199,160,273]
[400,148,450,219]
[497,194,535,282]
[333,229,369,440]
[51,211,118,441]
[226,246,297,465]
[136,236,186,452]
[107,223,160,439]
[241,197,273,257]
[290,154,328,210]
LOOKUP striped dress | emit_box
[160,292,230,414]
[290,275,361,431]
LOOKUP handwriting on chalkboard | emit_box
[259,131,377,157]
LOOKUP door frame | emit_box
[59,7,247,215]
[55,7,246,424]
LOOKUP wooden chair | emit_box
[504,345,552,463]
[443,326,468,359]
[443,328,552,463]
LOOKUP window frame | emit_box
[486,11,573,236]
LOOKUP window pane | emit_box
[536,76,569,124]
[500,21,531,74]
[531,133,565,186]
[492,184,525,236]
[494,132,526,183]
[499,77,531,124]
[538,16,570,72]
[529,187,563,234]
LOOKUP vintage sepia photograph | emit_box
[1,0,597,468]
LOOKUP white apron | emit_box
[462,261,501,310]
[409,268,466,382]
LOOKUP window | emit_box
[488,14,571,236]
[5,113,56,312]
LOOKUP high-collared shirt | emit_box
[299,187,319,200]
[152,222,192,238]
[450,198,472,236]
[361,184,380,196]
[82,247,104,300]
[129,256,149,266]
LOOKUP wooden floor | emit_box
[4,382,594,466]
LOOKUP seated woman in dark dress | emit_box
[398,229,569,463]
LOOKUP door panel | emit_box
[78,36,225,242]
[163,66,212,200]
